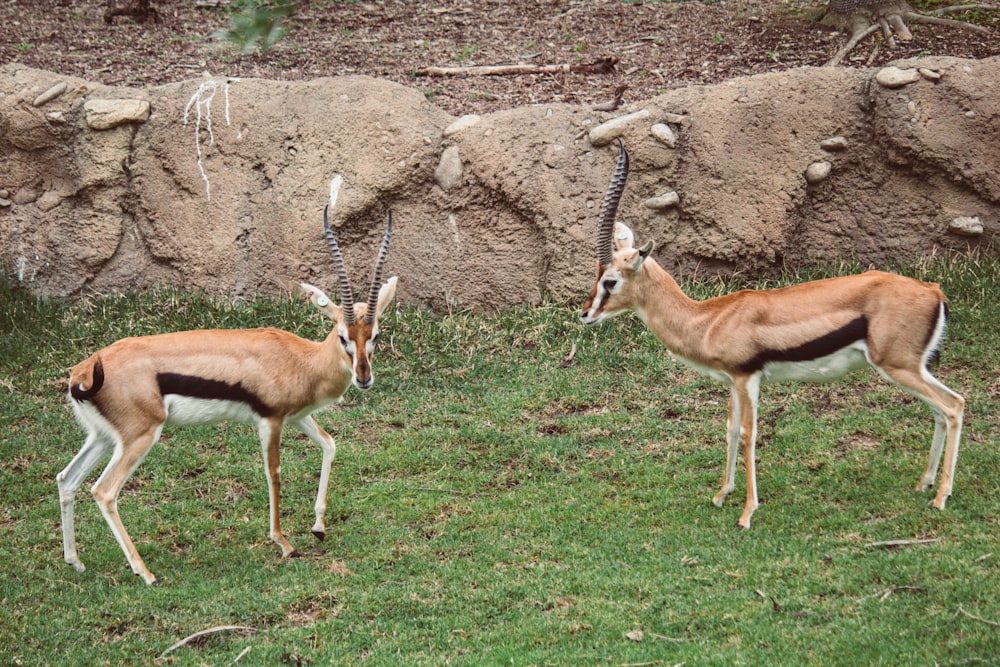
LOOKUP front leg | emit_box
[259,418,297,557]
[734,375,761,529]
[712,385,741,507]
[293,415,337,541]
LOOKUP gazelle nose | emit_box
[355,375,374,390]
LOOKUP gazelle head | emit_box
[580,139,655,325]
[301,175,398,390]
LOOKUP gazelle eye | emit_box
[338,334,349,348]
[602,279,617,292]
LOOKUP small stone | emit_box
[875,66,921,89]
[918,67,941,82]
[37,190,63,212]
[644,191,680,209]
[650,122,677,148]
[435,146,463,191]
[949,216,984,237]
[964,110,976,119]
[33,82,68,107]
[804,161,832,184]
[820,136,848,151]
[12,186,39,205]
[46,111,67,124]
[443,114,481,137]
[84,98,151,130]
[0,198,12,208]
[589,109,650,146]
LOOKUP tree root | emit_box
[824,3,997,66]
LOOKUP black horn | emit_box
[364,211,393,324]
[597,138,630,267]
[323,204,356,325]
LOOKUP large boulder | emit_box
[1,57,996,311]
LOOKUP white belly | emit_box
[760,341,870,384]
[163,395,261,426]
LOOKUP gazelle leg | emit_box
[712,385,741,507]
[293,415,337,541]
[57,430,115,573]
[90,426,163,585]
[734,375,761,529]
[259,418,296,557]
[878,365,964,508]
[917,410,948,491]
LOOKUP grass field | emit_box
[1,254,998,666]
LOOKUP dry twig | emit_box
[955,605,1000,627]
[159,625,257,658]
[864,538,941,549]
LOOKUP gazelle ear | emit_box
[373,276,399,320]
[613,222,635,251]
[626,241,656,272]
[300,283,341,320]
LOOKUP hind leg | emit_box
[878,365,964,508]
[90,425,164,584]
[57,430,116,573]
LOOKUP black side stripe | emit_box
[156,373,277,417]
[738,315,869,374]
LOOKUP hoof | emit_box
[312,529,326,542]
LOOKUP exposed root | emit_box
[824,3,997,66]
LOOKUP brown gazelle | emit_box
[57,175,398,584]
[580,140,964,528]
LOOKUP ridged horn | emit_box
[597,138,630,267]
[365,211,394,324]
[324,175,356,325]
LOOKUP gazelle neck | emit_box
[631,259,710,359]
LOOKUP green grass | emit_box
[2,253,999,666]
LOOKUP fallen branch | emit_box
[416,56,618,77]
[159,625,257,658]
[955,605,1000,628]
[864,538,942,549]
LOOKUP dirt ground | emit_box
[2,0,998,116]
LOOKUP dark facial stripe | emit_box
[738,315,869,374]
[156,373,277,417]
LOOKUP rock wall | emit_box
[1,57,996,311]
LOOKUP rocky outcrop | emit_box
[1,57,996,311]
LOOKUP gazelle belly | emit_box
[760,341,870,384]
[163,395,260,426]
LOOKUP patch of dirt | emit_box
[2,0,998,116]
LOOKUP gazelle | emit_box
[580,140,965,528]
[57,175,398,584]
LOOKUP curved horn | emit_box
[323,194,356,325]
[364,210,394,324]
[597,138,630,267]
